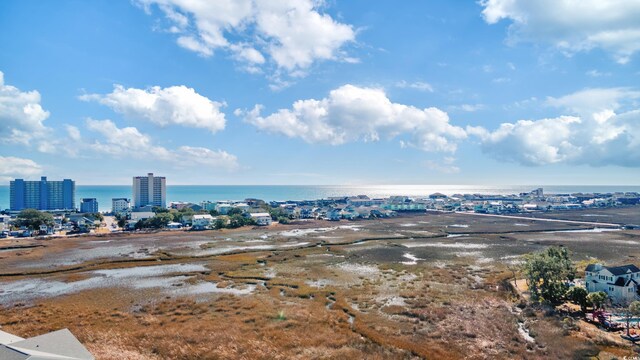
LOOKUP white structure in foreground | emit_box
[0,328,94,360]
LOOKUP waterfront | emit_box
[2,184,640,212]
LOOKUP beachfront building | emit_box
[250,212,272,226]
[9,177,75,211]
[112,198,131,215]
[79,198,98,213]
[585,264,640,305]
[133,173,166,209]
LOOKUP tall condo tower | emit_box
[10,176,75,211]
[132,173,166,209]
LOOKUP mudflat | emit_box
[1,208,639,359]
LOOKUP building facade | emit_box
[112,198,131,215]
[80,198,99,213]
[585,264,640,305]
[132,173,166,209]
[10,177,75,211]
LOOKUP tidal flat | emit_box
[1,208,639,359]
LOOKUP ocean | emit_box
[0,185,638,212]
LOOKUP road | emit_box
[455,211,621,227]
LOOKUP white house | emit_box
[192,214,215,229]
[585,264,640,305]
[250,212,272,226]
[130,211,155,221]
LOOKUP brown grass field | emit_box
[1,208,640,359]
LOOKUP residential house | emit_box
[192,214,215,229]
[250,212,272,226]
[585,263,640,305]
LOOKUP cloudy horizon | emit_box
[1,0,639,185]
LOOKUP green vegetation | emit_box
[586,291,608,309]
[522,246,576,304]
[15,209,54,230]
[565,286,588,311]
[135,213,173,229]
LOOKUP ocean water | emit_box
[0,185,638,212]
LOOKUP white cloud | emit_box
[395,80,434,92]
[480,0,640,63]
[136,0,356,74]
[80,84,226,134]
[84,119,238,170]
[451,104,485,112]
[469,88,640,167]
[241,84,466,153]
[585,69,611,77]
[0,71,51,144]
[0,156,43,182]
[545,87,640,115]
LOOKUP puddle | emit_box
[447,234,468,238]
[400,253,423,265]
[335,263,380,276]
[0,264,210,304]
[402,242,488,249]
[544,227,620,234]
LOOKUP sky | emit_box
[1,0,640,185]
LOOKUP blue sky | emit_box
[1,0,639,185]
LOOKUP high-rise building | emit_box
[112,198,131,215]
[10,177,75,211]
[132,173,166,209]
[80,198,99,213]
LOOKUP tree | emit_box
[214,217,227,229]
[522,246,576,304]
[565,286,588,311]
[91,213,104,222]
[209,209,219,216]
[15,209,54,230]
[586,291,608,310]
[624,301,640,336]
[227,207,244,216]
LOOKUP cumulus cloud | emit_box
[136,0,355,74]
[545,87,640,115]
[80,84,226,134]
[0,71,51,144]
[469,88,640,166]
[0,156,43,182]
[240,84,466,153]
[480,0,640,63]
[85,119,238,170]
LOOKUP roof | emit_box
[1,329,93,360]
[192,214,214,220]
[250,213,271,217]
[0,330,24,345]
[585,263,640,275]
[0,345,28,360]
[607,264,640,275]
